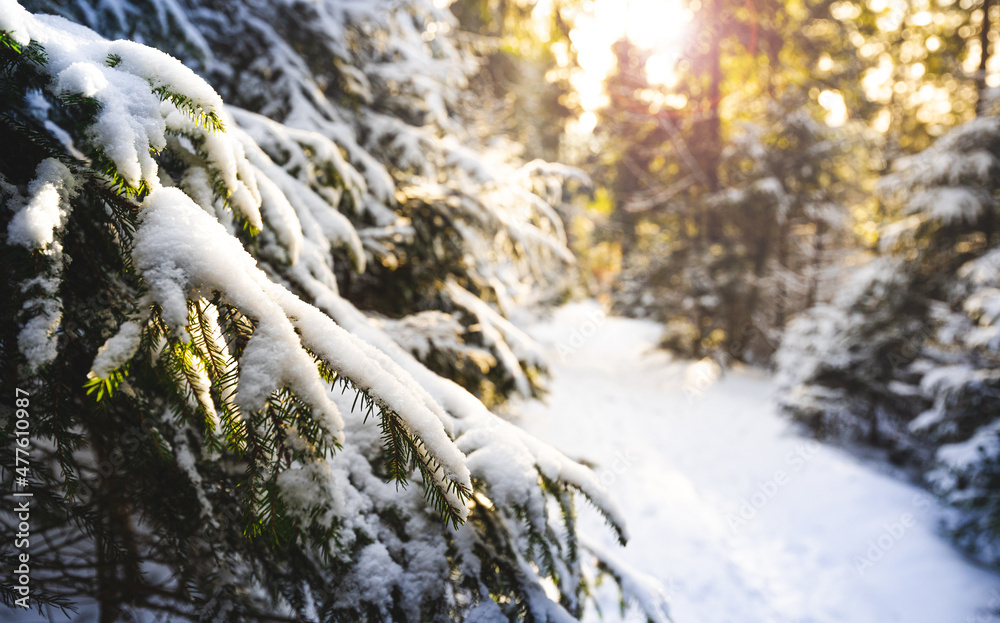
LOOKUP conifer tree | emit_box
[610,90,858,362]
[22,0,581,404]
[0,2,671,620]
[594,0,863,363]
[777,113,1000,565]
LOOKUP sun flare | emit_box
[569,0,693,120]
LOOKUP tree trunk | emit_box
[704,0,724,242]
[977,0,995,116]
[806,222,827,310]
[774,219,791,329]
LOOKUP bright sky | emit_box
[567,0,693,131]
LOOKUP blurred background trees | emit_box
[556,0,1000,362]
[494,0,1000,571]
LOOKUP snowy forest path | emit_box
[518,302,1000,623]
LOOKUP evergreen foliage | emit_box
[587,0,868,364]
[23,0,582,404]
[0,2,667,620]
[608,89,859,363]
[777,114,1000,566]
[591,0,999,366]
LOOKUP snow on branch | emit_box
[1,0,637,617]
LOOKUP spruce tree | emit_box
[610,90,858,363]
[0,2,669,620]
[21,0,582,404]
[593,0,864,364]
[777,113,1000,565]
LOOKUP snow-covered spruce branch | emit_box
[0,2,644,619]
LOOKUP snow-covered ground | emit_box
[517,302,1000,623]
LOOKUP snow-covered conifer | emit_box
[0,1,663,619]
[615,94,855,363]
[777,115,1000,565]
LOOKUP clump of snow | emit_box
[106,38,223,116]
[133,188,348,449]
[906,187,991,225]
[17,301,62,371]
[935,423,1000,473]
[173,428,214,519]
[91,320,144,378]
[277,459,343,530]
[8,159,76,370]
[164,105,263,229]
[446,279,547,397]
[958,247,1000,286]
[54,61,165,187]
[6,158,74,250]
[375,310,465,360]
[0,0,30,45]
[581,535,673,623]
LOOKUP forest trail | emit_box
[518,302,1000,623]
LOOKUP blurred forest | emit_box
[487,0,993,360]
[506,0,1000,571]
[462,0,1000,575]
